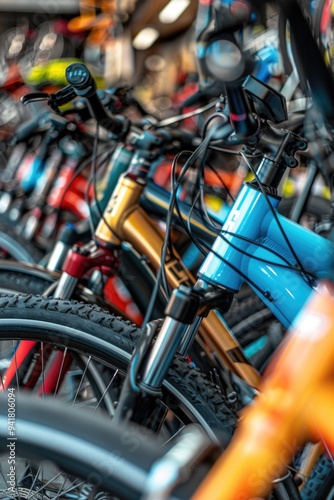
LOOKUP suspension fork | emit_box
[141,283,233,388]
[112,281,237,431]
[52,241,119,299]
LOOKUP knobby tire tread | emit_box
[0,293,237,444]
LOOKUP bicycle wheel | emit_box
[0,293,237,444]
[0,394,210,500]
[0,393,163,500]
[0,216,43,263]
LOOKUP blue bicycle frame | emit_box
[198,182,334,328]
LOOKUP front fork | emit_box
[113,281,234,428]
[52,241,119,299]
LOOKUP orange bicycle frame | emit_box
[193,281,334,499]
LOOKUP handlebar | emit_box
[65,63,129,137]
[21,63,130,138]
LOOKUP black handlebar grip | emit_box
[65,62,128,137]
[65,63,95,91]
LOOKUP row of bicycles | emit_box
[1,0,334,498]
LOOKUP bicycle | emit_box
[0,0,330,492]
[0,0,334,497]
[0,86,120,260]
[1,3,333,415]
[0,35,328,438]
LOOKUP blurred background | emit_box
[0,0,200,121]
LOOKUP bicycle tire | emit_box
[0,293,237,444]
[0,394,210,500]
[0,215,43,263]
[0,393,163,500]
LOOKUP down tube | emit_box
[266,213,334,277]
[253,213,334,327]
[242,254,314,328]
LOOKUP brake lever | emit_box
[21,92,51,106]
[21,85,77,112]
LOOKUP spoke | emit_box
[26,471,63,499]
[73,398,99,408]
[28,472,86,499]
[11,454,22,500]
[28,464,42,495]
[161,424,186,447]
[53,348,68,398]
[156,405,169,435]
[54,473,71,497]
[40,343,45,398]
[53,477,87,498]
[72,356,91,406]
[13,340,20,393]
[92,369,119,415]
[16,462,34,490]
